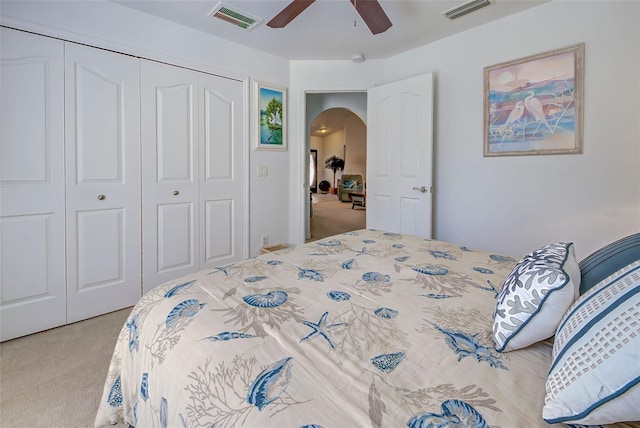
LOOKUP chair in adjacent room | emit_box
[338,174,363,202]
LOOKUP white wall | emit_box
[314,93,368,124]
[344,115,367,180]
[0,0,290,257]
[322,130,346,188]
[381,0,639,260]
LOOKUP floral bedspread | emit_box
[95,229,564,427]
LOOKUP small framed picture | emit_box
[254,80,287,151]
[484,43,584,156]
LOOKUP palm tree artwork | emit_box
[263,97,282,143]
[324,155,345,193]
[258,86,284,146]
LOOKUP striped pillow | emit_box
[543,260,640,424]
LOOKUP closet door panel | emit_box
[199,74,245,270]
[73,65,121,182]
[203,87,232,180]
[204,199,233,261]
[142,60,199,294]
[157,202,194,271]
[157,84,195,181]
[75,209,124,287]
[65,43,141,323]
[0,28,66,341]
[1,59,49,183]
[1,217,50,301]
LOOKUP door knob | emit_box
[173,190,179,196]
[98,194,106,200]
[412,186,428,193]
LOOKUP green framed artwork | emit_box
[254,81,287,151]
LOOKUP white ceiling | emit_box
[113,0,549,61]
[112,0,548,135]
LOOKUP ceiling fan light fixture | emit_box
[351,53,365,63]
[268,0,391,34]
[208,1,263,31]
[442,0,493,20]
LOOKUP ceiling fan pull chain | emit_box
[353,0,357,27]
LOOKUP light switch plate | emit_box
[257,165,268,177]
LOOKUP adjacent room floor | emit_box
[307,192,366,242]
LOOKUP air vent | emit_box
[208,2,263,31]
[442,0,493,20]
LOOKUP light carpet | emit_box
[308,193,366,242]
[0,308,131,427]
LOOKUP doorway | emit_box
[306,101,367,242]
[296,73,433,246]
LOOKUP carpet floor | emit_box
[308,193,366,242]
[0,308,131,427]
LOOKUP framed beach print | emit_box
[484,43,584,157]
[254,80,287,151]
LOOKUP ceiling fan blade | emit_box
[267,0,316,28]
[350,0,392,34]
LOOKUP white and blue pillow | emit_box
[543,260,640,424]
[493,242,580,352]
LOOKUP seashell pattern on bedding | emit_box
[94,229,636,428]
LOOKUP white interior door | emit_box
[141,60,200,294]
[0,28,66,341]
[367,73,434,238]
[65,43,141,322]
[198,73,245,270]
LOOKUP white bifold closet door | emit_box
[0,29,67,341]
[64,43,141,322]
[197,72,245,274]
[141,60,245,294]
[141,61,199,293]
[1,28,246,340]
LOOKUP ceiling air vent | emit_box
[442,0,493,20]
[208,2,263,31]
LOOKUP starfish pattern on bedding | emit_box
[299,311,347,349]
[207,263,236,276]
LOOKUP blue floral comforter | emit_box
[95,230,563,427]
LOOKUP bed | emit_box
[95,229,640,427]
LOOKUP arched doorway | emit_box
[306,107,367,242]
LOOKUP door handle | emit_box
[412,186,428,193]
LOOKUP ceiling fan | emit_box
[267,0,392,35]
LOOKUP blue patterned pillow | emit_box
[543,260,640,424]
[493,242,580,352]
